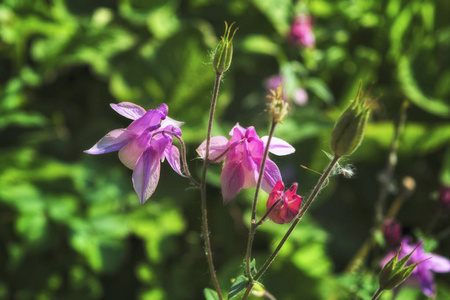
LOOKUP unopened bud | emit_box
[330,85,376,157]
[267,84,289,123]
[378,242,424,291]
[213,22,237,74]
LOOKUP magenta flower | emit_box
[266,180,303,224]
[197,123,295,203]
[85,102,184,204]
[288,14,315,48]
[380,237,450,297]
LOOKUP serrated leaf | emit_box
[228,275,249,299]
[204,288,219,300]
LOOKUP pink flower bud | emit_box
[266,180,303,224]
[382,219,402,249]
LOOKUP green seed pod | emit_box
[213,22,237,74]
[330,86,374,157]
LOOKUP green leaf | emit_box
[240,35,280,56]
[204,288,219,300]
[251,0,291,35]
[228,275,249,299]
[305,78,334,104]
[397,56,450,116]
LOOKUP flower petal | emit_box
[132,148,161,204]
[196,136,229,161]
[418,270,435,297]
[261,136,295,156]
[84,129,135,154]
[110,102,146,120]
[118,132,151,169]
[164,144,185,177]
[428,253,450,273]
[161,116,184,129]
[127,109,165,135]
[261,159,282,193]
[221,161,245,204]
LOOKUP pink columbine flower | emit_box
[380,237,450,297]
[197,123,295,204]
[288,14,315,48]
[266,180,303,224]
[85,102,184,204]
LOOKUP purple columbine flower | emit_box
[85,102,184,204]
[288,14,315,48]
[380,237,450,297]
[197,123,295,204]
[382,219,402,249]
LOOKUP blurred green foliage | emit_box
[0,0,449,299]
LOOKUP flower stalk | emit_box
[245,121,277,280]
[242,154,341,299]
[200,72,224,299]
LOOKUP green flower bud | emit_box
[378,242,425,291]
[330,86,375,157]
[213,22,238,74]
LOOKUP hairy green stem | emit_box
[200,72,223,299]
[245,121,277,280]
[242,155,341,299]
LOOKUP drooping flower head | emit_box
[288,14,315,48]
[380,237,450,297]
[266,180,303,224]
[85,102,184,204]
[197,124,295,204]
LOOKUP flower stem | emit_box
[371,288,384,300]
[200,71,223,299]
[242,154,340,299]
[152,130,200,188]
[245,121,277,281]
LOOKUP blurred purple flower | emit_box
[266,180,302,224]
[293,88,308,106]
[85,102,184,203]
[380,237,450,297]
[197,123,295,203]
[288,14,315,48]
[264,75,308,106]
[438,186,450,210]
[382,219,402,249]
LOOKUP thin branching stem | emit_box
[242,155,341,299]
[245,121,277,281]
[200,71,224,299]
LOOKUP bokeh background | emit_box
[1,0,449,299]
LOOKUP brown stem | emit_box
[200,72,224,299]
[242,155,340,299]
[245,121,277,280]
